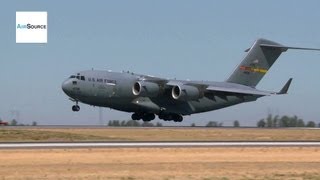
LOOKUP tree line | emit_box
[106,115,320,128]
[1,115,319,128]
[257,114,318,128]
[108,120,163,127]
[0,118,37,126]
[195,115,319,128]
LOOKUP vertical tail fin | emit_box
[226,38,285,87]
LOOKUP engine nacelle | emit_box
[132,81,160,97]
[172,85,200,101]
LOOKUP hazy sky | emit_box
[1,1,320,126]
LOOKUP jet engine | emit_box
[172,85,200,101]
[132,81,159,97]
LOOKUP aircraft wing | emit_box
[139,75,292,97]
[165,80,273,96]
[204,78,292,96]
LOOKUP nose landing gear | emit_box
[72,101,80,112]
[72,105,80,112]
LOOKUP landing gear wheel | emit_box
[159,113,183,122]
[173,115,183,122]
[131,113,140,120]
[142,114,155,121]
[72,105,80,112]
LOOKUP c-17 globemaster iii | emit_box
[62,38,320,122]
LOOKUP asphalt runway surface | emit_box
[1,141,320,149]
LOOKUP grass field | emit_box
[0,127,320,142]
[0,147,319,179]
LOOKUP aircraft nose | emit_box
[62,80,71,94]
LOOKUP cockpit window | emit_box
[70,75,85,81]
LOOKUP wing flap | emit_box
[166,81,183,86]
[206,86,272,96]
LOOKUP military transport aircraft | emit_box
[62,38,320,122]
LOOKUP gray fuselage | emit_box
[62,70,258,116]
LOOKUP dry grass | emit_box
[0,147,319,179]
[1,128,319,179]
[1,127,320,142]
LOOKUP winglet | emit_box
[277,78,293,94]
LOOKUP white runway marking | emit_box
[0,142,320,148]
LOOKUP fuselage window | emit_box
[92,78,95,82]
[88,77,91,81]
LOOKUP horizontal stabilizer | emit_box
[260,44,320,52]
[277,78,293,95]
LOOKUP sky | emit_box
[0,1,320,126]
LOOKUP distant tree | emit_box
[32,121,37,126]
[318,123,320,128]
[126,120,140,127]
[257,119,266,128]
[142,122,154,127]
[109,120,114,126]
[266,114,273,127]
[297,119,305,127]
[114,120,121,126]
[289,115,298,127]
[206,121,222,127]
[306,121,316,127]
[279,116,290,127]
[120,120,126,126]
[10,119,17,126]
[108,120,120,126]
[233,120,240,127]
[110,120,114,126]
[273,115,279,127]
[191,123,196,127]
[156,122,163,127]
[206,121,215,127]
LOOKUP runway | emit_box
[1,141,320,149]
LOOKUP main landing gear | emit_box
[131,112,183,122]
[72,101,80,112]
[131,113,155,121]
[159,113,183,122]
